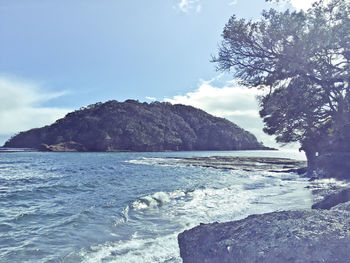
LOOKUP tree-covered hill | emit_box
[4,100,267,152]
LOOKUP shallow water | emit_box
[0,150,312,263]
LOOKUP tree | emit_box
[213,0,350,173]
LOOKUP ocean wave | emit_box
[124,184,257,230]
[76,233,181,263]
[71,185,256,263]
[114,206,130,226]
[131,190,185,210]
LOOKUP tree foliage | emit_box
[213,0,350,165]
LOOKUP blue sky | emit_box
[0,0,314,146]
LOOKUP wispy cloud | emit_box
[228,0,238,6]
[0,76,71,144]
[177,0,201,13]
[164,77,280,148]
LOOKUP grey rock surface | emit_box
[178,210,350,263]
[331,200,350,211]
[312,188,350,210]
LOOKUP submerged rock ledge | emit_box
[161,156,306,173]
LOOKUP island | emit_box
[3,100,269,152]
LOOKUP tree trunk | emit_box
[304,148,317,176]
[301,135,318,176]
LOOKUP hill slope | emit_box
[4,100,267,152]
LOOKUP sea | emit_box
[0,150,314,263]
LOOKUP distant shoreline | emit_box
[0,148,38,152]
[0,147,277,153]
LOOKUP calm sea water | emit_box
[0,150,312,263]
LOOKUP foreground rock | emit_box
[4,100,268,152]
[331,200,350,211]
[178,210,350,263]
[312,188,350,210]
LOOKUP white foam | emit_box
[125,157,173,166]
[114,206,129,226]
[125,157,193,168]
[79,233,181,263]
[131,191,173,210]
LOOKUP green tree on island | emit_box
[213,0,350,175]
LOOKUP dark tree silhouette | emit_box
[213,0,350,173]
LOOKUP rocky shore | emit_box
[160,156,307,173]
[177,156,350,263]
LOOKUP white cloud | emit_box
[176,0,238,12]
[228,0,238,6]
[145,96,157,101]
[289,0,315,10]
[177,0,201,13]
[0,76,71,144]
[164,77,282,148]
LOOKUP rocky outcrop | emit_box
[312,188,350,210]
[4,100,267,152]
[178,210,350,263]
[39,141,87,152]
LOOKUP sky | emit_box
[0,0,316,147]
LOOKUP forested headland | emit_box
[4,100,267,152]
